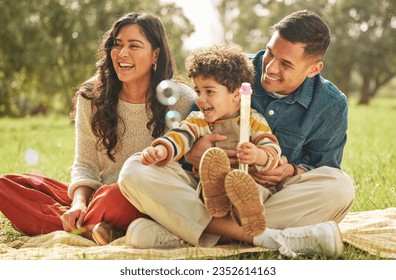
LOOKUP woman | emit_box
[0,12,195,245]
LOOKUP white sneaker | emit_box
[125,218,187,249]
[270,221,344,258]
[253,221,344,258]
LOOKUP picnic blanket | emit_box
[0,207,395,260]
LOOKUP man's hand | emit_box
[184,134,227,168]
[249,156,295,186]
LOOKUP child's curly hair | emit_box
[185,43,254,92]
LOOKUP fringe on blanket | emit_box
[0,208,395,260]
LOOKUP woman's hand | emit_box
[61,186,92,232]
[61,201,87,233]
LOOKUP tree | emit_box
[216,0,332,53]
[0,0,194,116]
[338,0,396,104]
[215,0,396,104]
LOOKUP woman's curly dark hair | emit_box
[71,12,175,161]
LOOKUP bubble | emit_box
[25,148,39,165]
[30,170,44,186]
[156,80,180,105]
[165,110,182,129]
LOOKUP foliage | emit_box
[1,0,395,116]
[325,0,396,104]
[215,0,396,104]
[0,0,194,117]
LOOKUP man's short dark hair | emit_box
[273,10,330,59]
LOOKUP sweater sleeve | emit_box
[250,110,282,172]
[151,111,209,166]
[68,95,102,198]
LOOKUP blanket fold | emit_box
[1,208,395,260]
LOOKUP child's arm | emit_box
[247,110,282,171]
[236,142,268,166]
[140,145,168,165]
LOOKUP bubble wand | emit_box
[239,82,252,173]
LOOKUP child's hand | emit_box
[236,142,259,165]
[140,145,167,165]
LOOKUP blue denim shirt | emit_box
[251,50,348,170]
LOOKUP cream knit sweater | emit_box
[68,82,195,198]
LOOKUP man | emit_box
[118,10,355,258]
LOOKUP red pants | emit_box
[0,173,144,236]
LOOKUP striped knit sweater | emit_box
[151,109,282,172]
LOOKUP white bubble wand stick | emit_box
[239,82,252,173]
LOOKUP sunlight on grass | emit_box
[0,98,395,260]
[0,114,74,182]
[343,98,396,211]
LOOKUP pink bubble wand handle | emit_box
[239,82,252,173]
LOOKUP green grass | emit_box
[0,98,395,259]
[342,98,396,212]
[0,114,75,181]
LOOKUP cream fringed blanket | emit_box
[0,208,395,260]
[338,207,396,259]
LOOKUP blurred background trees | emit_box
[0,0,395,117]
[0,0,193,116]
[216,0,396,104]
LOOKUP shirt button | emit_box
[269,109,275,116]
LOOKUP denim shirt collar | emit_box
[252,50,314,109]
[284,79,314,108]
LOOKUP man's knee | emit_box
[314,167,355,214]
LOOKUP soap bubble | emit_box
[156,80,180,105]
[165,110,182,129]
[25,148,39,165]
[30,171,44,186]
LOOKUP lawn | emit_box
[0,97,395,259]
[342,98,396,212]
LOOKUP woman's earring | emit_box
[153,63,157,72]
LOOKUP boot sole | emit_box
[225,169,266,236]
[199,147,231,217]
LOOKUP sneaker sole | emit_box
[326,221,345,258]
[225,169,266,236]
[125,218,146,247]
[126,218,187,249]
[199,147,231,217]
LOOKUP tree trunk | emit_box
[358,77,380,105]
[359,78,372,105]
[0,88,12,117]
